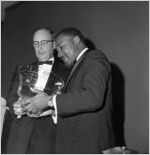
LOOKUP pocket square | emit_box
[55,82,63,86]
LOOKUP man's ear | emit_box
[73,36,80,46]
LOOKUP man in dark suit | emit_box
[1,28,69,153]
[23,27,116,153]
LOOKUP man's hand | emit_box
[27,109,55,118]
[27,110,42,118]
[13,100,23,117]
[22,90,52,114]
[13,97,29,118]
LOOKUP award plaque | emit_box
[17,65,38,98]
[15,64,64,118]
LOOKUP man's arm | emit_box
[22,92,52,113]
[23,51,111,118]
[56,52,111,116]
[6,66,31,119]
[6,66,20,117]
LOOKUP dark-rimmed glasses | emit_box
[33,40,53,48]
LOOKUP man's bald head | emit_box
[33,28,55,62]
[33,28,54,41]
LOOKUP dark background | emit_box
[1,1,149,153]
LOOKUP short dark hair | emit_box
[56,27,85,43]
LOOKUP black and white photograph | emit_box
[1,1,149,154]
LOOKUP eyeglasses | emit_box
[33,40,53,48]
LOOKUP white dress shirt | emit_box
[34,57,54,91]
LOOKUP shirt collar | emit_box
[76,48,88,61]
[49,57,54,63]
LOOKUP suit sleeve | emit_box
[56,53,111,116]
[6,66,20,118]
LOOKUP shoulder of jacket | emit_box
[84,49,111,71]
[86,49,109,61]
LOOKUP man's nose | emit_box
[38,44,43,51]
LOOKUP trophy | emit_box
[15,64,64,118]
[17,65,38,98]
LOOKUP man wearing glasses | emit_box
[2,28,69,154]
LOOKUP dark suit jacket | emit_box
[1,58,70,154]
[55,49,116,153]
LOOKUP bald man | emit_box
[1,28,69,153]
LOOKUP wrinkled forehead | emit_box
[33,30,52,42]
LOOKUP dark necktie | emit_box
[38,60,53,65]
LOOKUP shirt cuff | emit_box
[52,95,57,124]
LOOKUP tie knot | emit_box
[38,60,53,65]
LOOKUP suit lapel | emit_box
[63,50,89,91]
[51,59,59,73]
[44,59,58,90]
